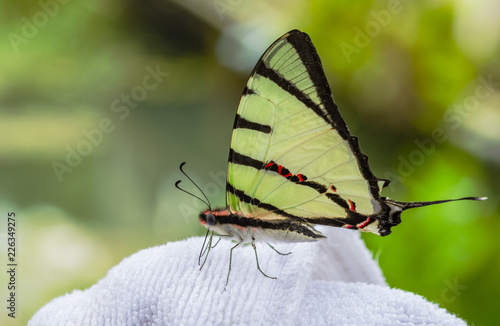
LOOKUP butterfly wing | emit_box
[225,30,396,236]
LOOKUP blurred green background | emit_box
[0,0,499,325]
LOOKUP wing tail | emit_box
[386,196,487,211]
[374,196,487,236]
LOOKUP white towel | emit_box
[29,227,466,325]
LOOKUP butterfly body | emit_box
[200,208,324,243]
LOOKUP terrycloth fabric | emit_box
[29,227,466,326]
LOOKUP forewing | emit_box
[226,30,390,234]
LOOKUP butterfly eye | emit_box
[206,213,216,226]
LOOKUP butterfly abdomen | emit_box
[199,209,325,242]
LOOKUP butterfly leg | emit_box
[211,237,222,249]
[268,243,291,256]
[252,238,277,280]
[225,238,243,289]
[199,231,214,270]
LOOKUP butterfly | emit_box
[177,29,486,286]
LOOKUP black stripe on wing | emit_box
[229,149,328,193]
[234,114,272,134]
[229,149,262,170]
[263,160,328,193]
[227,183,304,222]
[254,64,330,127]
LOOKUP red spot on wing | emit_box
[330,185,337,192]
[265,161,307,182]
[344,224,353,229]
[357,217,371,229]
[348,199,356,211]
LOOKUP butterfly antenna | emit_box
[175,180,211,209]
[175,162,212,210]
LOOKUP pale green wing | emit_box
[225,30,393,235]
[223,30,486,236]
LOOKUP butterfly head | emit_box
[199,209,217,227]
[199,209,235,235]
